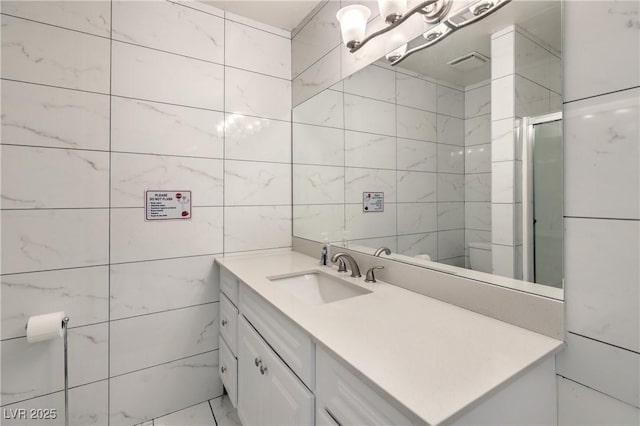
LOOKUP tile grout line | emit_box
[108,0,113,422]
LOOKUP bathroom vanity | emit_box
[216,251,563,425]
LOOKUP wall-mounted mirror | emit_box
[292,0,563,299]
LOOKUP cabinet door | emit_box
[238,316,314,426]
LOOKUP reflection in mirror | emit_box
[292,0,563,298]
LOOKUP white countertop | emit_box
[216,250,564,425]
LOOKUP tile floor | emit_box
[136,395,241,426]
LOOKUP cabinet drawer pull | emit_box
[220,365,227,374]
[254,357,262,367]
[260,364,268,375]
[325,408,343,426]
[221,319,228,326]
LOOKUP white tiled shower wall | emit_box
[0,1,291,424]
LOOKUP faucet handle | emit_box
[335,257,348,273]
[365,266,384,283]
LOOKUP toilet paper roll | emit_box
[415,254,432,261]
[26,312,65,343]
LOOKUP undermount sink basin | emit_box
[268,270,372,305]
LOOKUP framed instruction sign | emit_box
[363,192,384,212]
[145,190,192,221]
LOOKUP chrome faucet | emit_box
[373,247,391,257]
[331,252,361,278]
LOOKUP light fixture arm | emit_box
[349,0,440,53]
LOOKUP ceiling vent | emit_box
[447,51,490,71]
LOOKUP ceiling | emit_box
[200,0,323,32]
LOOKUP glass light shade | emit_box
[336,5,371,46]
[378,0,407,21]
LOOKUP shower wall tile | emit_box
[345,204,397,240]
[490,30,514,80]
[110,207,223,264]
[293,205,345,243]
[465,174,491,202]
[226,115,292,163]
[437,144,464,174]
[397,232,438,258]
[465,115,491,147]
[112,41,224,110]
[437,202,465,231]
[109,351,222,425]
[344,94,396,136]
[491,75,514,120]
[112,0,224,63]
[397,203,437,235]
[292,124,344,166]
[224,206,291,253]
[514,31,561,94]
[293,165,345,205]
[1,209,109,274]
[224,160,291,206]
[396,73,437,112]
[111,97,224,159]
[465,202,491,231]
[465,144,491,174]
[1,80,110,151]
[110,256,219,320]
[436,85,464,119]
[1,15,110,93]
[1,0,111,37]
[345,131,396,169]
[491,118,515,162]
[465,84,491,119]
[293,89,344,128]
[1,266,108,340]
[437,230,465,260]
[437,115,464,146]
[344,64,396,102]
[514,75,551,118]
[397,139,437,172]
[397,171,438,203]
[225,66,291,121]
[492,204,514,246]
[491,161,514,203]
[225,20,290,79]
[292,45,342,107]
[110,304,219,376]
[437,174,464,202]
[396,105,437,142]
[345,168,397,203]
[1,145,109,209]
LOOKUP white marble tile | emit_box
[171,1,223,18]
[465,115,491,147]
[225,20,290,79]
[110,255,218,320]
[293,89,343,128]
[397,139,437,172]
[1,80,110,150]
[550,92,562,113]
[0,380,108,426]
[344,94,395,136]
[492,243,514,278]
[437,202,464,231]
[397,171,437,203]
[1,1,111,36]
[465,84,491,119]
[224,10,289,38]
[397,203,437,235]
[437,174,464,202]
[110,352,222,425]
[564,88,639,219]
[492,161,514,203]
[465,229,491,246]
[293,165,344,205]
[396,73,437,112]
[348,236,397,254]
[465,202,491,231]
[111,97,224,159]
[293,205,345,243]
[155,401,215,426]
[292,123,344,166]
[225,114,291,163]
[437,144,464,174]
[491,75,514,120]
[345,168,397,203]
[515,75,551,118]
[515,31,561,94]
[439,256,466,268]
[293,46,341,107]
[224,206,291,253]
[291,1,341,78]
[345,131,396,169]
[1,146,109,209]
[225,67,291,121]
[68,323,109,387]
[1,15,110,93]
[437,115,464,146]
[111,153,223,208]
[344,65,396,103]
[557,333,639,408]
[557,377,640,426]
[491,118,515,162]
[345,203,397,240]
[224,160,291,206]
[565,218,639,352]
[1,209,109,274]
[397,105,437,142]
[110,207,222,264]
[437,85,464,119]
[564,1,639,102]
[112,0,224,64]
[110,304,218,376]
[491,30,514,80]
[210,395,242,426]
[397,232,438,258]
[465,173,491,202]
[112,42,223,110]
[492,203,514,245]
[465,144,491,174]
[437,229,465,260]
[1,266,108,339]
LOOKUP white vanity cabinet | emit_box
[218,268,239,407]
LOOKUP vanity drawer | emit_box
[316,347,413,426]
[220,267,239,306]
[220,293,238,355]
[239,284,315,389]
[219,336,238,408]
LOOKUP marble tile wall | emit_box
[292,63,465,264]
[0,1,291,424]
[556,1,639,423]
